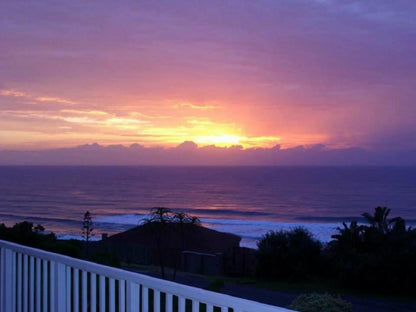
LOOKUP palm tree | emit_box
[331,221,365,251]
[362,206,402,235]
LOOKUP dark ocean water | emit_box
[0,166,415,248]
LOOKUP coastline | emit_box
[53,215,347,249]
[12,212,416,249]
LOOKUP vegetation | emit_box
[0,221,83,258]
[0,221,53,246]
[256,227,322,280]
[327,206,416,294]
[82,210,94,256]
[87,252,121,268]
[142,207,171,279]
[0,214,119,266]
[82,210,93,242]
[142,207,200,279]
[256,207,416,296]
[205,279,225,293]
[288,293,353,312]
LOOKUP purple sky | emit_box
[1,0,416,164]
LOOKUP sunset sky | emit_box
[1,0,415,153]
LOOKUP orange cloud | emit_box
[35,97,76,105]
[1,89,77,105]
[175,102,220,110]
[0,89,27,97]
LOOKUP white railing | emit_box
[0,239,294,312]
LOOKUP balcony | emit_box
[0,239,294,312]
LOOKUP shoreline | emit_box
[14,212,416,250]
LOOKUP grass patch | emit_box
[204,279,225,293]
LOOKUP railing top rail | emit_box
[0,239,294,311]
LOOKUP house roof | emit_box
[107,222,241,254]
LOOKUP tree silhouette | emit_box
[148,207,172,224]
[256,227,322,280]
[328,207,416,293]
[142,208,200,280]
[171,212,200,279]
[142,207,172,279]
[331,221,365,251]
[362,206,403,235]
[82,211,93,256]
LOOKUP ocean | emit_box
[0,166,415,248]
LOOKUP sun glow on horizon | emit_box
[0,88,311,150]
[193,134,245,147]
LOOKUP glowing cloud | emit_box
[194,134,244,146]
[174,102,220,111]
[0,89,27,97]
[0,89,77,105]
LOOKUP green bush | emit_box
[0,221,57,247]
[288,293,352,312]
[88,252,121,268]
[256,227,322,280]
[328,207,416,294]
[205,279,225,293]
[40,239,83,258]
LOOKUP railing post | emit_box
[0,247,3,312]
[23,254,28,312]
[166,293,173,312]
[35,258,41,312]
[126,281,140,312]
[1,248,15,312]
[142,286,148,312]
[55,262,67,311]
[99,275,106,312]
[91,273,97,312]
[178,296,186,312]
[119,280,126,312]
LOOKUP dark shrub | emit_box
[256,227,322,280]
[0,221,83,258]
[41,239,83,258]
[328,207,416,294]
[288,293,352,312]
[0,221,57,247]
[88,252,121,268]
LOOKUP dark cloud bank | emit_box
[1,142,415,166]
